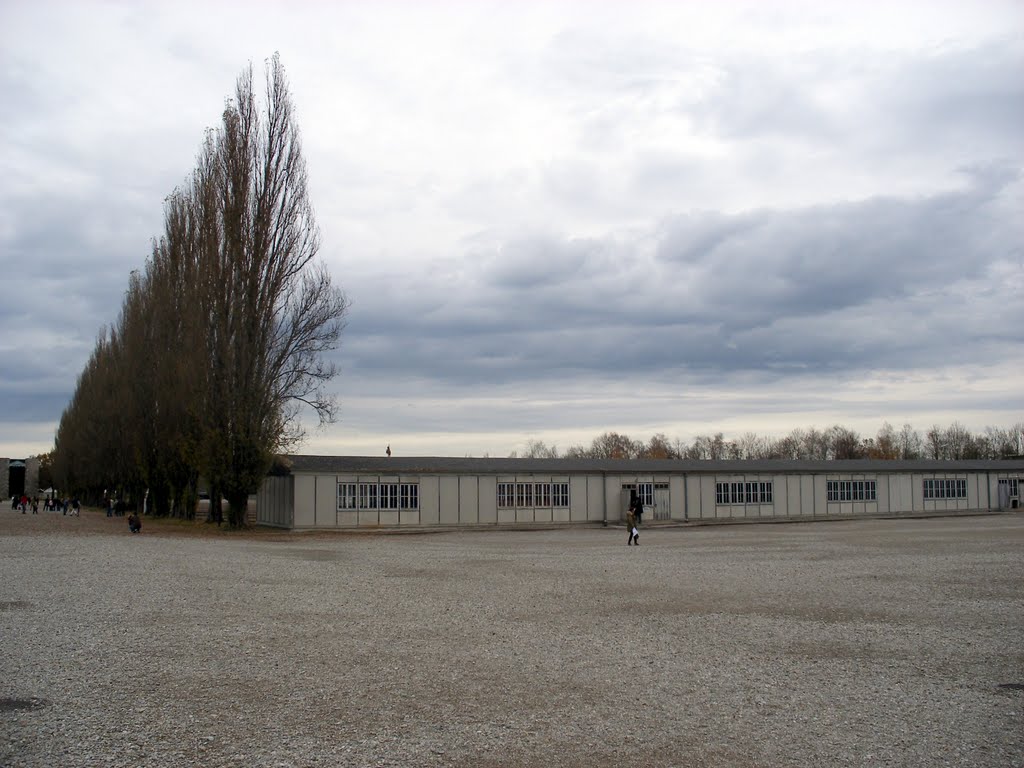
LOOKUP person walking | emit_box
[633,493,644,527]
[626,498,639,546]
[628,493,642,545]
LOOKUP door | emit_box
[653,483,670,520]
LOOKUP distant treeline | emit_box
[510,421,1024,461]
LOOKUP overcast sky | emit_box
[1,0,1022,459]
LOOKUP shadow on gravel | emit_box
[0,698,49,713]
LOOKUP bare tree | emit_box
[943,422,974,460]
[867,422,900,459]
[983,424,1024,458]
[897,423,923,459]
[801,428,830,460]
[734,431,770,459]
[198,55,348,525]
[926,425,945,460]
[772,429,805,459]
[514,439,559,458]
[826,425,865,459]
[588,432,640,459]
[683,435,713,460]
[641,433,677,459]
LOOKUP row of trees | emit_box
[52,56,347,526]
[511,421,1024,461]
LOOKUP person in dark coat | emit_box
[626,504,638,545]
[626,493,641,545]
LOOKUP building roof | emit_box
[281,454,1024,476]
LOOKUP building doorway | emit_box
[653,482,671,520]
[8,460,26,498]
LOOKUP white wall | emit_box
[274,467,1012,529]
[293,476,316,528]
[256,476,292,527]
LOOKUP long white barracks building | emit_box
[256,456,1024,530]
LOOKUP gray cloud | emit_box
[337,167,1022,393]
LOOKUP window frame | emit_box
[359,482,378,509]
[497,483,514,508]
[552,482,570,508]
[637,483,654,506]
[380,483,400,510]
[337,482,358,510]
[715,480,774,506]
[923,478,967,500]
[400,483,419,510]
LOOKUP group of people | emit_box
[104,497,130,517]
[104,495,142,533]
[9,491,141,533]
[626,494,644,545]
[10,495,80,515]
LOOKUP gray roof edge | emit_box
[280,454,1024,475]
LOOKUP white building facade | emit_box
[256,456,1024,530]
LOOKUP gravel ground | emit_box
[1,509,1022,768]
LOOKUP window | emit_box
[535,483,551,507]
[552,482,569,507]
[515,482,534,507]
[744,481,759,504]
[998,478,1019,497]
[400,483,419,510]
[345,481,418,511]
[637,483,654,506]
[730,482,743,504]
[379,483,400,510]
[497,483,514,508]
[716,481,774,505]
[359,483,378,509]
[337,483,358,510]
[827,480,877,502]
[923,478,967,499]
[498,482,569,508]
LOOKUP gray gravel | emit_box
[1,512,1022,767]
